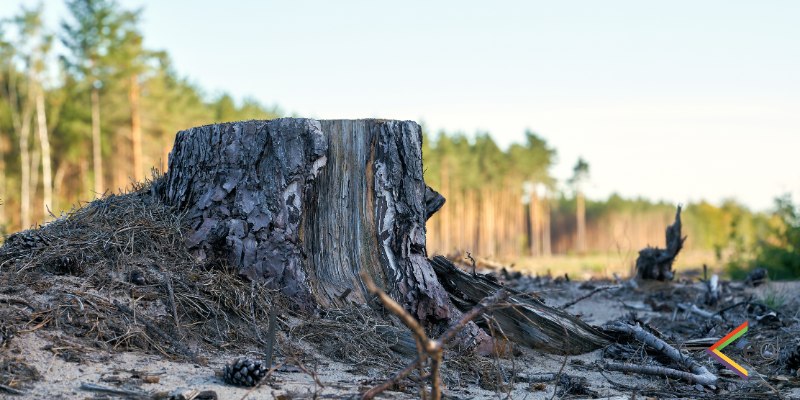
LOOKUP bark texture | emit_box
[429,255,612,354]
[160,118,449,321]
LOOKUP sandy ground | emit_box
[6,281,800,399]
[11,332,659,400]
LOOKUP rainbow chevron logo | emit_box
[705,321,749,380]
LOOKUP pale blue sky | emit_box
[6,0,800,211]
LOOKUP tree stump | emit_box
[635,206,686,281]
[160,118,449,321]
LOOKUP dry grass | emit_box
[0,175,291,360]
[0,176,513,395]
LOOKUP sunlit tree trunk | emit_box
[29,127,40,222]
[91,88,103,195]
[80,156,89,202]
[53,160,67,214]
[16,85,33,229]
[542,192,551,256]
[577,191,586,255]
[529,190,540,257]
[130,73,142,182]
[0,131,5,229]
[440,162,450,253]
[36,86,52,221]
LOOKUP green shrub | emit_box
[726,194,800,280]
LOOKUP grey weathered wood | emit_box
[635,206,686,281]
[160,118,449,321]
[429,255,612,354]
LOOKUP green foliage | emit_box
[757,283,790,309]
[421,128,556,194]
[0,1,283,230]
[726,194,800,280]
[568,156,589,190]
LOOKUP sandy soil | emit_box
[5,280,800,399]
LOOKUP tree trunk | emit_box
[36,87,52,221]
[92,88,103,195]
[542,192,551,256]
[0,130,5,228]
[159,119,450,321]
[576,191,585,255]
[529,190,540,257]
[130,74,143,182]
[19,103,32,230]
[29,127,40,220]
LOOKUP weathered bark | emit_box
[429,255,612,354]
[424,186,445,221]
[635,206,686,281]
[160,118,450,321]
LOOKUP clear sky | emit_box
[6,0,800,211]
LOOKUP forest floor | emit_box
[0,193,798,399]
[3,273,799,399]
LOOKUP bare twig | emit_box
[265,306,278,370]
[603,322,717,386]
[560,285,621,310]
[287,352,325,389]
[676,303,724,322]
[466,252,476,276]
[359,269,509,400]
[0,383,24,395]
[159,265,182,337]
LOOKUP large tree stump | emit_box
[160,118,449,321]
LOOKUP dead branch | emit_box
[79,383,148,398]
[676,303,724,322]
[430,255,611,354]
[360,269,441,400]
[159,265,182,337]
[603,321,717,387]
[360,269,510,400]
[560,285,621,310]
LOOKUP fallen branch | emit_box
[360,269,510,400]
[677,303,724,322]
[430,256,611,354]
[0,383,24,395]
[79,383,148,398]
[603,322,717,387]
[560,285,621,310]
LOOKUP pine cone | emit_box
[222,358,268,387]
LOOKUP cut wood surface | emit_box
[159,118,449,320]
[429,255,612,354]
